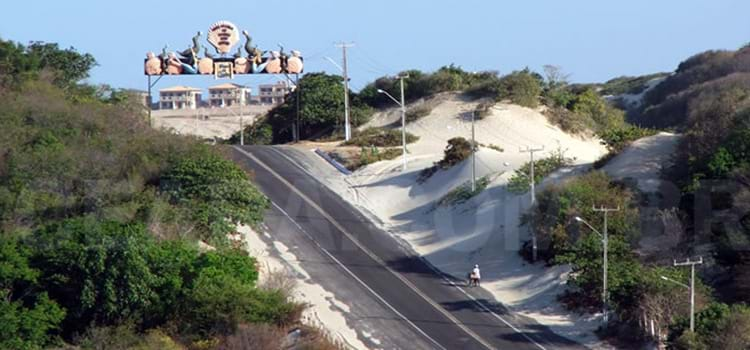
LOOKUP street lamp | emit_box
[661,256,703,333]
[574,215,609,324]
[376,76,408,171]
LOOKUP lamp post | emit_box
[574,215,609,324]
[377,75,408,171]
[661,256,703,333]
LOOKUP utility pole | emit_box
[240,89,244,146]
[399,74,408,171]
[146,75,162,127]
[336,42,354,141]
[296,73,301,143]
[471,110,476,192]
[593,205,620,325]
[520,145,544,262]
[674,257,703,333]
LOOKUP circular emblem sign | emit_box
[207,20,239,54]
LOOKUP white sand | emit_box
[238,224,370,350]
[152,114,256,140]
[605,77,665,110]
[294,94,611,346]
[602,132,681,193]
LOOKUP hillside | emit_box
[290,93,610,345]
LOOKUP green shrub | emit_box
[474,100,495,119]
[0,292,65,349]
[355,147,401,170]
[405,105,433,122]
[342,127,419,147]
[508,149,572,194]
[418,137,476,183]
[436,176,491,207]
[160,149,269,242]
[498,69,543,107]
[571,89,626,133]
[598,73,669,96]
[522,171,639,262]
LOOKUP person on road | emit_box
[469,264,481,287]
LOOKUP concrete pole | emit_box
[690,262,695,332]
[400,76,407,171]
[471,110,476,192]
[603,210,608,323]
[520,146,543,261]
[240,92,244,146]
[593,205,620,325]
[337,43,354,141]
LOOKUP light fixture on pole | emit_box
[376,77,408,171]
[662,256,703,333]
[574,215,609,325]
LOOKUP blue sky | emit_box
[1,0,748,93]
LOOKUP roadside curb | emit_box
[313,148,352,175]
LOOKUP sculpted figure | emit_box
[144,52,162,75]
[165,52,183,75]
[286,50,303,74]
[234,47,249,74]
[198,47,214,74]
[264,51,282,74]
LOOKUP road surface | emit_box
[231,145,586,350]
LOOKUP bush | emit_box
[160,149,270,242]
[474,100,495,119]
[436,176,491,207]
[230,118,273,145]
[0,292,65,349]
[341,127,419,147]
[354,147,401,170]
[507,149,573,194]
[498,69,543,107]
[571,89,626,133]
[417,137,475,183]
[405,104,433,122]
[521,171,639,262]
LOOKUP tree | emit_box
[266,72,373,142]
[543,65,569,91]
[572,89,625,132]
[160,149,270,242]
[498,69,543,108]
[30,218,157,333]
[0,39,96,89]
[0,292,65,349]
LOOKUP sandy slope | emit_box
[292,93,612,346]
[602,132,681,193]
[239,224,370,349]
[282,92,680,348]
[152,114,256,140]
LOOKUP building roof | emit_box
[208,83,248,90]
[159,85,202,93]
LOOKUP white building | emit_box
[208,83,251,107]
[159,86,202,110]
[258,81,292,105]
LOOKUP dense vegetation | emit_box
[341,127,419,147]
[239,72,373,144]
[522,171,750,347]
[360,65,544,109]
[598,73,669,96]
[507,149,573,194]
[515,46,750,348]
[0,39,324,349]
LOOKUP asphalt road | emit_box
[231,145,587,350]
